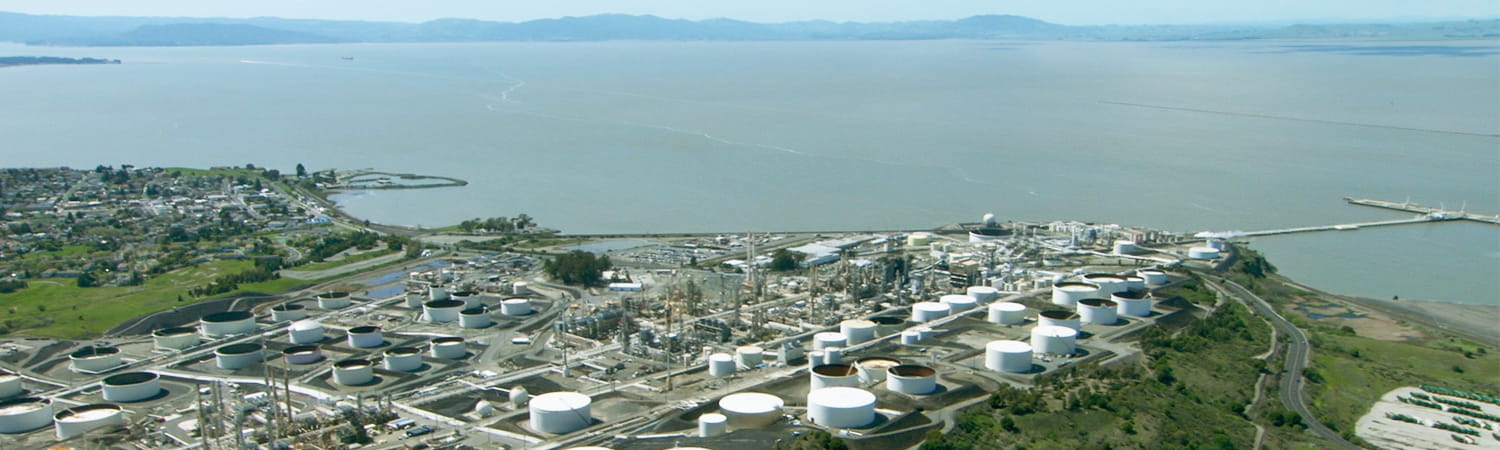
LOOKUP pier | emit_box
[1201,197,1496,239]
[1345,197,1500,225]
[1239,217,1440,237]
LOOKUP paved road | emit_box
[1211,276,1358,450]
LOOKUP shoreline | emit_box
[1275,274,1499,348]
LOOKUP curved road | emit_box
[1212,276,1358,450]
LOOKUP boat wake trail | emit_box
[1100,100,1499,138]
[496,74,526,104]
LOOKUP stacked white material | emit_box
[1137,269,1169,285]
[985,340,1033,373]
[200,311,255,338]
[152,327,199,350]
[1083,274,1129,295]
[404,293,425,308]
[708,354,736,377]
[855,357,901,384]
[270,303,308,322]
[529,392,592,434]
[431,337,466,359]
[501,298,532,315]
[718,392,784,428]
[1051,282,1100,307]
[0,397,52,433]
[347,326,383,348]
[316,292,352,310]
[1031,326,1078,355]
[1038,310,1081,331]
[54,404,125,439]
[69,347,123,373]
[813,332,847,351]
[332,359,374,386]
[987,302,1026,325]
[809,364,860,390]
[911,302,950,322]
[899,331,921,345]
[886,365,938,395]
[460,307,492,328]
[966,286,1001,303]
[736,346,764,369]
[839,320,877,345]
[699,413,728,437]
[0,373,21,399]
[100,372,160,403]
[214,343,263,370]
[288,320,325,344]
[282,346,323,365]
[1113,240,1139,255]
[428,287,450,301]
[424,300,465,323]
[452,290,480,309]
[1112,289,1152,317]
[384,347,423,372]
[1189,247,1220,259]
[940,294,977,312]
[1078,299,1119,325]
[807,387,876,428]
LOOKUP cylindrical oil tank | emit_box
[886,365,938,395]
[906,232,931,246]
[270,303,307,322]
[839,320,877,345]
[1031,325,1078,355]
[966,286,1001,303]
[511,282,530,295]
[332,359,375,386]
[1125,276,1146,291]
[428,287,450,301]
[1113,240,1139,255]
[855,357,901,384]
[288,320,325,344]
[1038,310,1081,331]
[707,353,736,377]
[152,327,199,350]
[911,302,950,322]
[0,397,52,433]
[1138,269,1169,285]
[719,392,783,428]
[985,340,1033,373]
[101,372,160,403]
[452,291,480,309]
[915,327,935,340]
[460,307,492,329]
[423,299,465,323]
[1207,239,1227,250]
[200,311,255,338]
[807,387,876,428]
[1188,247,1220,260]
[1085,274,1129,295]
[431,337,466,359]
[1051,282,1100,307]
[899,330,921,345]
[404,292,424,308]
[215,343,263,370]
[0,373,21,399]
[384,347,423,372]
[813,332,846,351]
[809,364,860,390]
[870,316,904,336]
[808,351,824,367]
[940,294,977,312]
[529,392,592,434]
[282,345,323,365]
[69,347,123,373]
[54,403,125,440]
[987,302,1026,325]
[500,298,532,316]
[346,326,383,348]
[316,291,351,310]
[824,347,843,365]
[735,346,764,369]
[1112,289,1152,317]
[1078,299,1119,325]
[699,413,728,437]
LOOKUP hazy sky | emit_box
[4,0,1497,25]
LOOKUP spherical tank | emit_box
[718,392,784,428]
[1188,247,1220,260]
[0,397,52,434]
[332,359,375,386]
[54,404,125,440]
[69,347,123,373]
[1081,274,1129,295]
[315,291,351,310]
[807,387,876,428]
[270,303,307,322]
[735,346,763,369]
[911,302,950,322]
[0,373,21,399]
[1051,282,1100,307]
[100,372,160,403]
[1031,325,1078,355]
[698,413,728,437]
[282,345,323,365]
[1112,289,1152,317]
[1038,310,1081,331]
[200,311,255,338]
[1078,299,1119,325]
[939,294,977,312]
[886,365,938,395]
[384,347,423,372]
[288,320,326,344]
[985,340,1033,373]
[966,286,1001,303]
[214,343,263,370]
[839,320,877,345]
[346,326,384,348]
[152,327,199,350]
[529,392,592,434]
[813,332,847,351]
[707,353,736,377]
[500,298,532,316]
[855,357,901,384]
[424,300,465,323]
[809,364,860,390]
[1137,269,1169,285]
[459,307,492,328]
[987,302,1026,325]
[431,337,467,359]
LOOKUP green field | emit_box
[292,248,397,272]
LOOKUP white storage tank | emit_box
[1112,289,1152,317]
[69,347,123,373]
[813,332,847,351]
[915,327,935,340]
[1125,276,1146,291]
[735,346,764,369]
[1038,310,1081,331]
[0,397,52,434]
[100,372,160,403]
[1113,240,1139,255]
[906,232,932,247]
[316,291,352,310]
[870,316,905,336]
[1189,247,1220,260]
[152,327,199,351]
[807,387,876,428]
[428,287,450,301]
[985,340,1033,373]
[282,345,323,365]
[940,294,977,312]
[1031,325,1078,355]
[215,343,263,370]
[288,320,326,344]
[404,292,424,308]
[1137,269,1169,285]
[423,299,465,323]
[839,319,877,345]
[384,347,423,372]
[718,392,784,428]
[346,326,384,348]
[200,311,255,338]
[698,413,728,437]
[823,347,844,365]
[1082,274,1129,295]
[855,357,901,384]
[1207,239,1227,250]
[0,373,21,399]
[451,290,480,309]
[529,392,592,434]
[54,403,125,440]
[501,298,533,316]
[332,359,375,386]
[966,286,1001,303]
[511,282,530,295]
[1051,282,1100,307]
[1078,299,1119,325]
[809,364,860,390]
[270,303,307,322]
[899,331,921,345]
[887,365,938,395]
[987,302,1026,325]
[911,302,951,322]
[707,353,736,377]
[431,337,467,359]
[460,307,492,329]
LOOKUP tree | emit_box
[543,251,611,286]
[770,248,806,271]
[295,163,307,178]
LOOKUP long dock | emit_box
[1346,197,1500,226]
[1240,217,1440,237]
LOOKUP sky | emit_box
[2,0,1497,25]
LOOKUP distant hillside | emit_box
[0,11,1495,46]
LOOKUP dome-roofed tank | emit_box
[813,332,846,351]
[987,302,1026,325]
[735,346,763,369]
[707,353,735,377]
[1031,325,1078,355]
[839,319,877,345]
[939,294,977,312]
[986,340,1033,373]
[699,413,728,437]
[288,320,325,344]
[718,392,783,428]
[966,286,1001,303]
[911,302,950,322]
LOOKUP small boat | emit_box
[341,56,355,61]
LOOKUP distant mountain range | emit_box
[1,11,1496,46]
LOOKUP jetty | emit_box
[1344,197,1500,226]
[1200,197,1496,239]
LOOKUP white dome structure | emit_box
[346,326,383,348]
[966,286,1001,303]
[424,300,465,323]
[707,353,736,377]
[1038,310,1081,331]
[1112,289,1152,317]
[288,320,325,344]
[886,365,938,395]
[939,294,977,312]
[1051,282,1100,307]
[200,311,255,338]
[809,364,860,390]
[1137,269,1169,285]
[214,343,263,370]
[719,392,783,428]
[501,298,532,315]
[735,346,764,369]
[460,307,492,328]
[430,337,466,359]
[699,413,728,437]
[332,359,375,386]
[529,392,592,434]
[839,320,877,345]
[1031,325,1078,355]
[101,372,160,403]
[807,387,876,428]
[270,303,307,322]
[0,397,52,434]
[282,345,323,365]
[54,404,125,440]
[911,302,950,322]
[69,347,123,373]
[855,357,901,384]
[384,347,423,372]
[813,332,847,351]
[987,302,1026,325]
[1078,299,1119,325]
[1188,247,1220,260]
[474,401,496,417]
[315,291,352,310]
[152,327,199,350]
[985,340,1033,373]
